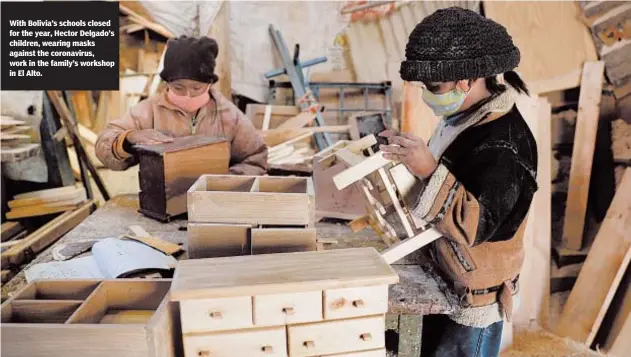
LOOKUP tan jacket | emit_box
[95,88,268,175]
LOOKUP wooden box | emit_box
[1,279,181,357]
[187,174,317,258]
[135,136,229,222]
[170,247,399,357]
[187,174,315,226]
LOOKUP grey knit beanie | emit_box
[160,35,219,83]
[400,7,520,83]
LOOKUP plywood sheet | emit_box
[170,247,398,301]
[484,1,598,94]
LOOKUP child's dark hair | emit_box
[485,70,529,96]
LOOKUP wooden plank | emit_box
[484,1,598,94]
[119,3,175,39]
[380,228,443,264]
[70,91,95,129]
[1,222,23,242]
[585,246,631,345]
[170,247,399,301]
[121,234,181,256]
[555,168,631,343]
[6,200,85,219]
[8,186,84,208]
[251,228,317,254]
[187,223,250,258]
[208,0,231,99]
[604,273,631,357]
[562,61,605,250]
[276,111,316,130]
[1,200,95,267]
[245,104,300,130]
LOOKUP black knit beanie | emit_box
[160,35,219,83]
[400,7,520,83]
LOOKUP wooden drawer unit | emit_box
[180,296,253,333]
[1,279,181,357]
[287,315,386,357]
[323,285,389,320]
[253,291,322,326]
[187,174,315,226]
[183,326,287,357]
[171,248,398,357]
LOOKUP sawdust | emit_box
[502,327,607,357]
[611,118,631,160]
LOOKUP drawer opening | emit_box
[201,176,256,192]
[14,280,100,300]
[258,177,307,193]
[1,300,82,324]
[66,280,171,324]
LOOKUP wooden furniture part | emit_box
[246,104,301,130]
[561,61,605,250]
[170,248,398,357]
[555,168,631,344]
[331,135,443,263]
[1,222,24,242]
[187,174,315,227]
[187,174,317,258]
[312,140,373,220]
[1,200,96,268]
[1,279,181,357]
[135,135,230,222]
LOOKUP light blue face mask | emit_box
[421,87,468,117]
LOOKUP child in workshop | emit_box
[379,7,538,357]
[95,35,267,175]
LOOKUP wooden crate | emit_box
[187,174,315,226]
[170,247,399,357]
[135,136,229,222]
[1,279,181,357]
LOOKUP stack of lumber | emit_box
[5,185,88,220]
[0,115,39,163]
[578,1,631,99]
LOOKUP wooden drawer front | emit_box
[323,285,388,320]
[287,315,385,357]
[183,326,287,357]
[254,291,322,326]
[180,296,252,333]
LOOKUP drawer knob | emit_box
[261,345,273,354]
[282,307,295,315]
[208,311,223,319]
[303,341,315,349]
[352,299,365,308]
[197,350,211,357]
[360,333,372,342]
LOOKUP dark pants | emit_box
[421,314,503,357]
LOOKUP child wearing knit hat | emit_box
[380,7,538,357]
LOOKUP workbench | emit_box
[2,194,458,357]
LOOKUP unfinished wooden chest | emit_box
[135,136,229,222]
[1,279,181,357]
[170,247,399,357]
[186,174,317,258]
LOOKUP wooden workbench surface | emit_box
[2,195,457,315]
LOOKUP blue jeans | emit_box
[421,314,503,357]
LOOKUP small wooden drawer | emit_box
[323,285,388,320]
[288,315,385,357]
[180,296,252,333]
[253,291,322,326]
[183,326,287,357]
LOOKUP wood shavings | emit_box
[501,326,607,357]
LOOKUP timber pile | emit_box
[0,115,40,163]
[5,185,88,220]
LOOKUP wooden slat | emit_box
[555,168,631,343]
[8,186,84,208]
[1,222,23,242]
[208,0,231,99]
[170,247,398,301]
[604,276,631,357]
[562,61,605,250]
[276,111,316,130]
[380,228,443,264]
[1,200,95,267]
[333,151,392,190]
